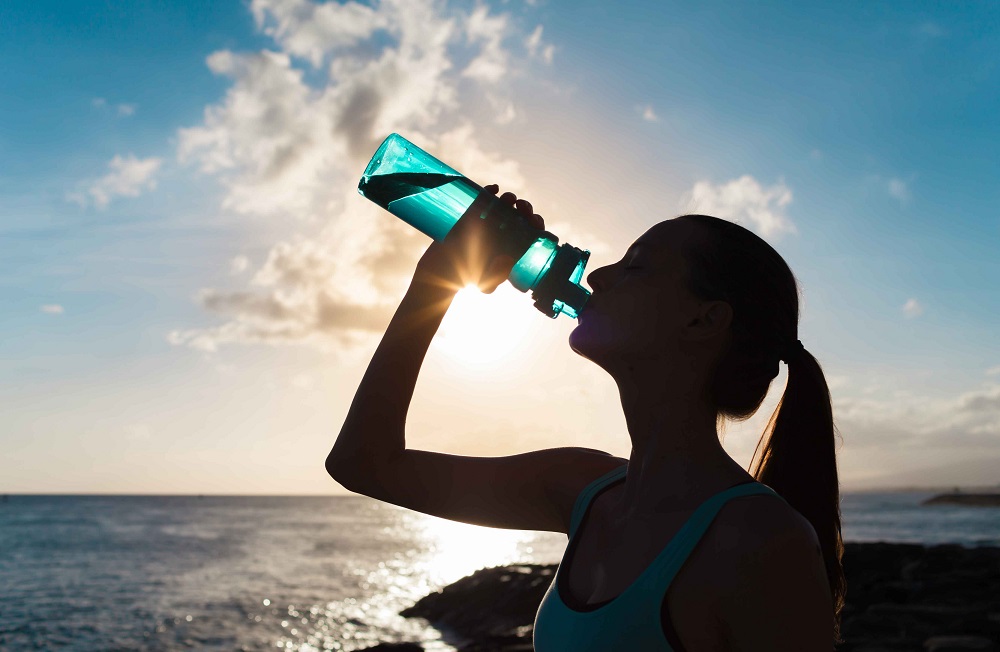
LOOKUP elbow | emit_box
[325,450,367,492]
[325,437,356,481]
[325,453,348,483]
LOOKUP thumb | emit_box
[481,255,516,294]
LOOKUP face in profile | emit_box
[568,218,713,377]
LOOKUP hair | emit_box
[675,214,846,645]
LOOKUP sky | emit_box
[2,0,998,495]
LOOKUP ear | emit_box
[685,300,732,342]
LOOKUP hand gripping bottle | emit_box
[358,133,591,319]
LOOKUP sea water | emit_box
[3,491,996,650]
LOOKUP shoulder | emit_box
[752,493,818,539]
[710,491,834,650]
[711,488,820,554]
[720,492,825,586]
[680,485,822,596]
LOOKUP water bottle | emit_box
[358,133,591,319]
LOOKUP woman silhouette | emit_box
[327,184,845,650]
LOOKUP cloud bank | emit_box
[836,380,1000,486]
[170,0,543,351]
[682,175,796,238]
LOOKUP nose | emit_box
[586,264,613,293]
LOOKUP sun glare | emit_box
[432,283,535,370]
[408,513,536,586]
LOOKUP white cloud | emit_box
[525,24,553,63]
[40,304,64,314]
[526,25,543,55]
[681,175,796,238]
[170,0,553,351]
[986,366,1000,377]
[838,382,1000,447]
[638,104,658,122]
[250,0,390,68]
[68,154,163,209]
[834,380,1000,487]
[229,255,250,275]
[91,97,137,117]
[888,177,910,202]
[177,0,511,221]
[495,100,517,124]
[902,298,924,318]
[462,4,509,82]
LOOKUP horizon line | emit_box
[4,484,1000,498]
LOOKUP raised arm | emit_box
[325,184,514,471]
[325,186,627,533]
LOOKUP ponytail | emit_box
[678,214,846,644]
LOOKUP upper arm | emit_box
[329,446,628,534]
[719,505,834,651]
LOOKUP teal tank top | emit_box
[533,465,788,651]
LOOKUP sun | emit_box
[431,283,535,370]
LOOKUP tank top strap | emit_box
[568,465,628,538]
[636,481,789,593]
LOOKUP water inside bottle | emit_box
[359,172,481,242]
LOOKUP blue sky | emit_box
[2,0,998,494]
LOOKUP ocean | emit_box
[1,491,998,651]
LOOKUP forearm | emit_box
[326,278,457,472]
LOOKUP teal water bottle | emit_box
[358,133,591,319]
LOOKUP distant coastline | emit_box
[921,492,1000,507]
[845,484,1000,494]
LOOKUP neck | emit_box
[608,375,753,524]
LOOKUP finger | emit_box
[514,199,533,216]
[531,213,544,229]
[499,191,517,205]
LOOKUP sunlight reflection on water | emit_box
[406,512,540,586]
[269,501,568,652]
[6,493,997,649]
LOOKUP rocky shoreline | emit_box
[361,542,1000,652]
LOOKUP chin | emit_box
[568,323,615,365]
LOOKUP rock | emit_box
[400,564,554,650]
[922,494,1000,507]
[923,635,998,651]
[867,603,989,620]
[395,545,1000,651]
